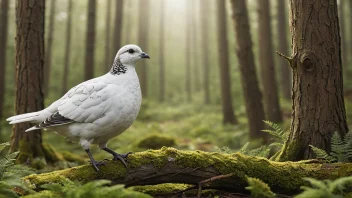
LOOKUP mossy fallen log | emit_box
[23,147,352,195]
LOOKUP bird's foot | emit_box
[112,152,132,168]
[89,159,107,171]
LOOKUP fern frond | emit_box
[239,142,250,154]
[245,177,276,198]
[309,145,336,163]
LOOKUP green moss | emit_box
[22,148,352,195]
[42,143,64,163]
[22,190,60,198]
[131,183,191,195]
[61,151,87,165]
[137,134,176,149]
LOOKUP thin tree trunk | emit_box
[0,0,9,139]
[185,0,192,102]
[138,0,149,97]
[216,0,237,125]
[349,1,352,71]
[112,0,124,59]
[257,0,282,123]
[123,0,132,43]
[11,0,45,162]
[104,0,112,71]
[62,0,72,95]
[158,0,165,102]
[230,0,266,139]
[44,0,56,96]
[84,0,96,80]
[279,0,348,161]
[339,0,347,80]
[277,0,291,100]
[200,0,210,104]
[191,0,201,93]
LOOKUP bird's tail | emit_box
[6,111,42,125]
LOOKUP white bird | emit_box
[6,44,150,171]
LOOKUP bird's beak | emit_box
[140,52,150,59]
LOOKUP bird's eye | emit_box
[128,49,135,54]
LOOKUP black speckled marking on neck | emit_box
[110,58,127,75]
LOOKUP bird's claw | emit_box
[89,160,107,171]
[112,152,132,168]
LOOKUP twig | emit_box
[197,173,235,198]
[276,51,294,68]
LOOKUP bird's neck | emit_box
[109,58,136,75]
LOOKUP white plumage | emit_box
[7,44,150,171]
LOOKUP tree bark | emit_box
[44,0,56,96]
[61,0,72,95]
[104,0,112,71]
[185,0,192,102]
[0,0,9,138]
[158,0,165,102]
[23,148,352,195]
[230,0,266,140]
[84,0,96,80]
[200,0,210,104]
[338,0,347,80]
[138,0,150,97]
[11,0,45,162]
[112,0,123,62]
[257,0,282,123]
[277,0,291,100]
[279,0,348,161]
[216,0,237,125]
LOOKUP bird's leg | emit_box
[102,147,132,168]
[85,149,105,171]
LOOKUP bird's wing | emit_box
[57,81,112,123]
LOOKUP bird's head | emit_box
[115,44,150,65]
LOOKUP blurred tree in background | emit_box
[0,0,9,140]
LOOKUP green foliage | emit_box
[245,177,276,198]
[137,134,176,149]
[310,132,352,163]
[40,178,152,198]
[295,177,352,198]
[238,143,270,158]
[0,142,35,197]
[262,120,289,145]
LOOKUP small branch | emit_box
[276,51,294,68]
[197,173,235,198]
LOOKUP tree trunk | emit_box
[0,0,9,139]
[216,0,237,125]
[84,0,96,80]
[104,0,112,71]
[158,0,165,102]
[230,0,266,140]
[112,0,123,62]
[277,0,291,100]
[11,0,45,163]
[123,0,132,43]
[257,0,282,123]
[24,148,352,195]
[279,0,348,161]
[200,0,210,104]
[44,0,56,96]
[61,0,72,95]
[349,1,352,71]
[138,0,149,97]
[185,0,192,102]
[191,0,201,93]
[338,0,347,80]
